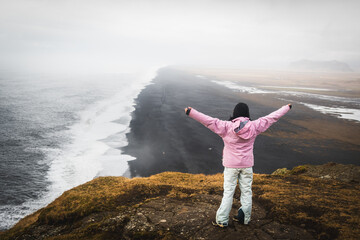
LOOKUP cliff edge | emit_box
[1,163,359,240]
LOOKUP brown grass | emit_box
[253,174,360,239]
[1,171,359,239]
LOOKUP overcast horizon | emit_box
[1,0,360,74]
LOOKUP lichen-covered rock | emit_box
[271,168,289,175]
[272,162,360,183]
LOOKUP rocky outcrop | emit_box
[272,162,360,183]
[1,167,359,240]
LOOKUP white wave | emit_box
[0,201,46,230]
[1,67,159,230]
[301,102,360,122]
[44,68,158,200]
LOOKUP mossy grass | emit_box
[289,165,310,175]
[1,171,359,239]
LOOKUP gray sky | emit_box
[1,0,359,73]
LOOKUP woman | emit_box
[185,103,292,227]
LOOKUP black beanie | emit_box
[229,103,250,121]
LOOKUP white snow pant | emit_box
[216,167,253,225]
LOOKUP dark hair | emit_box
[229,102,251,121]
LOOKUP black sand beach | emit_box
[123,67,360,177]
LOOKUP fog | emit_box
[1,0,359,73]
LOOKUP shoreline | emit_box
[122,67,360,177]
[0,70,157,231]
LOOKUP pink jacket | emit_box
[188,105,291,168]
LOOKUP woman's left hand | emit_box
[185,107,192,115]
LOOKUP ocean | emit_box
[0,69,156,230]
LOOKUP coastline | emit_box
[122,67,360,177]
[0,70,157,231]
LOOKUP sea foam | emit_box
[44,69,157,202]
[0,68,158,230]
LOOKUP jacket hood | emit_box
[232,117,255,140]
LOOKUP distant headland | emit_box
[288,59,353,72]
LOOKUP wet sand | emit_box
[123,67,360,177]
